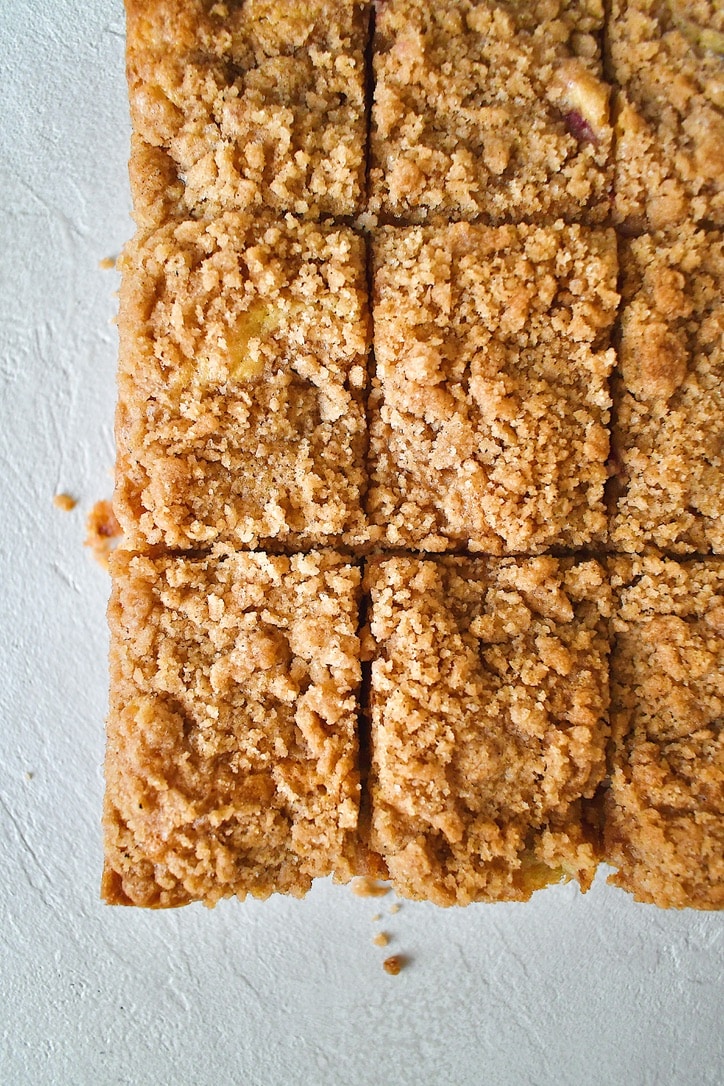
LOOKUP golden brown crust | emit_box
[103,549,362,907]
[114,212,370,551]
[364,556,611,906]
[371,0,612,224]
[611,228,723,553]
[368,221,619,552]
[611,0,724,231]
[125,0,370,226]
[606,557,724,909]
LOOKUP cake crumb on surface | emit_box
[99,256,116,270]
[53,492,77,512]
[352,876,391,898]
[373,932,390,948]
[85,500,122,568]
[383,955,404,976]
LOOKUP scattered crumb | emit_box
[85,500,122,568]
[99,255,117,270]
[389,903,401,915]
[352,876,391,898]
[25,772,34,781]
[383,955,405,976]
[371,913,382,923]
[373,932,390,948]
[53,492,77,512]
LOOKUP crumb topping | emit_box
[368,221,619,552]
[114,211,370,551]
[364,556,611,906]
[103,549,362,907]
[106,0,724,913]
[606,557,724,909]
[612,228,723,553]
[611,0,724,230]
[371,0,612,223]
[125,0,369,225]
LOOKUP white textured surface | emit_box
[0,2,722,1083]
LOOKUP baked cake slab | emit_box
[125,0,370,227]
[103,549,362,907]
[370,0,612,223]
[611,227,723,553]
[368,221,619,553]
[104,0,724,912]
[606,557,724,909]
[114,212,370,551]
[363,556,611,906]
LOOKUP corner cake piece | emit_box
[606,558,724,909]
[126,0,370,227]
[370,0,612,224]
[367,221,619,553]
[114,211,370,551]
[611,228,723,553]
[610,0,724,232]
[103,549,362,907]
[363,556,611,906]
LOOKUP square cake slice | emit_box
[103,549,362,907]
[114,212,370,551]
[606,558,724,909]
[125,0,370,226]
[610,0,724,231]
[363,556,611,906]
[370,0,612,224]
[611,228,723,553]
[367,221,619,553]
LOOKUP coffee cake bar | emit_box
[610,0,724,231]
[103,549,362,907]
[125,0,370,227]
[606,558,724,909]
[370,0,612,224]
[114,211,370,551]
[363,556,611,906]
[611,227,723,553]
[367,221,618,553]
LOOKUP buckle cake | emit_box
[104,0,723,911]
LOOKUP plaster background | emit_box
[0,2,721,1083]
